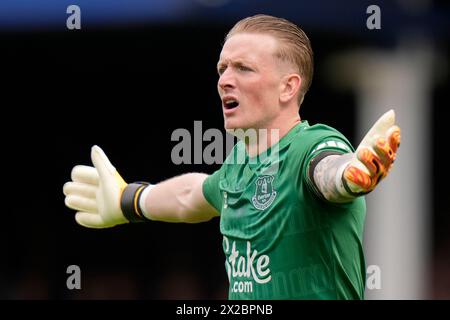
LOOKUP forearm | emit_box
[313,110,401,204]
[141,173,219,223]
[313,153,356,203]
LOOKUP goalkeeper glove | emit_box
[338,109,401,196]
[63,145,151,228]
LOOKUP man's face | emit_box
[217,33,285,131]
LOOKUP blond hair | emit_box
[226,14,314,106]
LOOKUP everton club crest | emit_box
[252,175,277,210]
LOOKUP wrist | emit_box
[139,185,153,219]
[335,162,354,198]
[120,182,153,223]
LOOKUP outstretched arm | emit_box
[141,173,219,223]
[63,146,219,228]
[311,110,401,203]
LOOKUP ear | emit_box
[280,74,301,104]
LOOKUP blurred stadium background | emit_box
[0,0,449,299]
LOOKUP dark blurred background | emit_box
[0,0,449,299]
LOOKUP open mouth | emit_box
[224,99,239,110]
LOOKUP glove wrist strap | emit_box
[121,182,151,223]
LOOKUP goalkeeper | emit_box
[63,14,400,299]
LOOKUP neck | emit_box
[245,115,301,158]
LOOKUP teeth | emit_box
[226,99,236,104]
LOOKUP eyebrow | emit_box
[217,59,253,71]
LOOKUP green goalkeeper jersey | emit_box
[203,121,366,300]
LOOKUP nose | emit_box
[218,68,235,91]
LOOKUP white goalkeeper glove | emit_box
[63,145,150,228]
[338,109,401,196]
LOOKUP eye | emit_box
[238,65,252,72]
[218,66,226,75]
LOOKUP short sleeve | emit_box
[305,137,353,165]
[302,127,355,199]
[202,167,224,213]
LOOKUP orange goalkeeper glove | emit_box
[339,109,401,196]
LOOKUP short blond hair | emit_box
[226,14,314,106]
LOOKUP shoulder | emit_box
[303,123,349,140]
[294,122,354,154]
